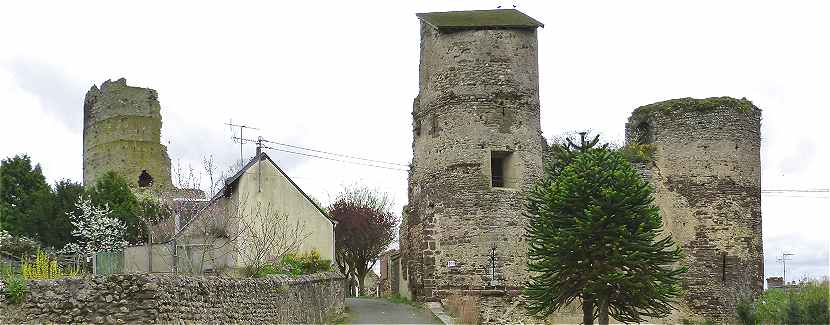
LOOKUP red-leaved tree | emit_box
[329,186,398,296]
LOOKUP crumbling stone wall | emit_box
[403,18,544,323]
[625,97,763,322]
[83,78,173,188]
[0,272,346,324]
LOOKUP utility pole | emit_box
[777,252,795,285]
[225,120,259,164]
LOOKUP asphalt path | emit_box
[346,298,441,324]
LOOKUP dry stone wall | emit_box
[83,78,173,188]
[0,272,345,324]
[625,97,763,322]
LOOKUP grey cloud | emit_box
[7,58,87,131]
[764,236,829,283]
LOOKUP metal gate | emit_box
[94,251,123,275]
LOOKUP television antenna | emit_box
[225,120,260,163]
[777,252,795,284]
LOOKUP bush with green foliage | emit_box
[1,272,27,304]
[0,229,41,260]
[20,250,79,280]
[85,171,144,243]
[251,250,333,278]
[618,143,657,163]
[737,280,829,324]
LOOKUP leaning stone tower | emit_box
[625,97,763,322]
[402,9,544,323]
[83,78,173,188]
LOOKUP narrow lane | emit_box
[346,298,441,324]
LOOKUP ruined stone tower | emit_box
[401,9,544,322]
[83,78,173,188]
[625,97,763,322]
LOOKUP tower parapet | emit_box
[83,78,173,188]
[625,97,763,322]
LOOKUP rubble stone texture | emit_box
[0,272,346,324]
[625,97,763,322]
[402,9,544,323]
[83,78,173,188]
[402,9,763,324]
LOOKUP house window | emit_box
[491,151,515,188]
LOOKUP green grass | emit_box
[385,294,424,309]
[328,306,350,325]
[630,96,758,123]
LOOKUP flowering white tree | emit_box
[60,198,128,258]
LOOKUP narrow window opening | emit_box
[138,170,154,187]
[430,114,439,137]
[721,252,727,282]
[491,151,515,188]
[415,120,421,137]
[636,122,653,144]
[491,155,505,187]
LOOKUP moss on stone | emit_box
[630,97,759,122]
[416,9,543,29]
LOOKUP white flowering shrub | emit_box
[60,198,128,258]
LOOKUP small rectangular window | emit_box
[491,152,508,187]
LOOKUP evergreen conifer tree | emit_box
[525,146,686,324]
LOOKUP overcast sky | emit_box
[1,1,827,282]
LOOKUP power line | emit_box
[762,189,829,193]
[261,145,409,172]
[762,194,830,199]
[261,139,409,167]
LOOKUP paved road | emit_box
[346,298,441,324]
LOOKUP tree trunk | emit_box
[357,271,366,296]
[582,296,594,325]
[598,297,609,325]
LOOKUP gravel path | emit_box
[346,298,441,324]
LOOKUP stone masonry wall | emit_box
[403,20,543,322]
[625,97,763,322]
[83,78,173,188]
[0,272,346,324]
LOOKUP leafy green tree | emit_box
[39,180,84,248]
[85,171,143,243]
[0,155,51,238]
[524,148,686,324]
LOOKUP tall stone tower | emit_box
[83,78,173,188]
[401,9,544,322]
[625,97,763,322]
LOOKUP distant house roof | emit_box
[416,9,544,30]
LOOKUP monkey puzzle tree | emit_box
[329,186,397,296]
[524,148,686,324]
